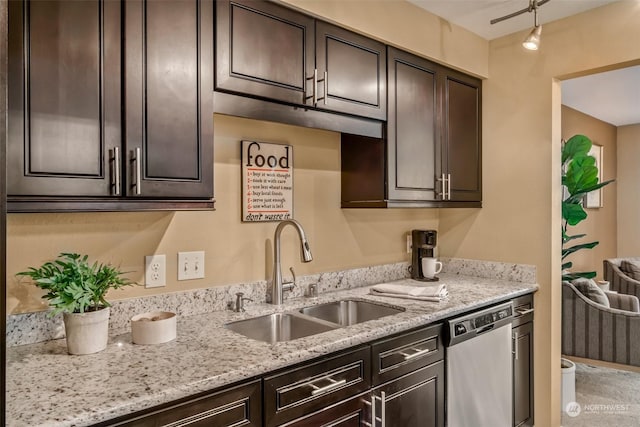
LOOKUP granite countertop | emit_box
[6,273,537,427]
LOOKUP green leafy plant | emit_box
[562,134,614,281]
[17,252,134,315]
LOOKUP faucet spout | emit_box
[271,219,313,305]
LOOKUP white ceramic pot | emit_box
[63,307,110,355]
[561,358,576,412]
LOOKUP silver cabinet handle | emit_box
[371,394,376,427]
[513,331,519,360]
[314,70,327,106]
[164,401,246,427]
[381,391,387,426]
[447,173,452,200]
[323,70,328,105]
[372,394,382,426]
[131,147,142,195]
[516,307,534,316]
[363,397,373,427]
[436,173,446,199]
[399,347,431,361]
[110,147,121,196]
[313,69,318,105]
[309,377,346,396]
[307,70,327,106]
[306,70,317,105]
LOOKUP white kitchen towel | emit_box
[369,283,448,302]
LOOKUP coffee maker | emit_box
[411,229,438,281]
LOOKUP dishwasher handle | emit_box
[476,324,495,335]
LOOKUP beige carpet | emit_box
[561,362,640,427]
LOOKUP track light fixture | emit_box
[490,0,550,51]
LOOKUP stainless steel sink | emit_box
[299,299,405,326]
[224,312,337,344]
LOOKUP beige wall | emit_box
[617,123,640,256]
[442,3,640,426]
[6,1,640,426]
[561,105,618,278]
[7,115,440,313]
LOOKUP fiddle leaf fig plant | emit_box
[562,135,614,281]
[17,252,134,316]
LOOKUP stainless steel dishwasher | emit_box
[446,301,514,427]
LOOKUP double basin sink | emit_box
[225,299,405,344]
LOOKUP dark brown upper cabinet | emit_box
[7,0,121,198]
[7,0,214,212]
[442,70,482,202]
[386,47,439,203]
[314,21,386,121]
[342,47,482,208]
[215,0,314,107]
[124,0,213,199]
[215,0,386,121]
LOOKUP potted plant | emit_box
[560,134,613,412]
[17,252,134,355]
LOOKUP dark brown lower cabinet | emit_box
[512,294,534,427]
[371,361,445,427]
[103,379,261,427]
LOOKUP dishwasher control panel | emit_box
[447,301,513,344]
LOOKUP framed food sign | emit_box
[241,140,293,222]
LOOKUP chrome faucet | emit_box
[271,219,313,305]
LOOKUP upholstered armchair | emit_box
[562,281,640,367]
[604,258,640,301]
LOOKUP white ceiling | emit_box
[409,0,640,126]
[407,0,619,40]
[562,66,640,127]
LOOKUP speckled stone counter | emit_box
[6,264,537,426]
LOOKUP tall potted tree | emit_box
[17,252,134,355]
[560,134,613,412]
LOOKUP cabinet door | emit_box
[387,47,439,202]
[124,0,213,198]
[108,379,261,426]
[7,0,121,196]
[372,361,445,427]
[513,322,534,427]
[215,0,314,107]
[316,21,386,121]
[442,70,482,202]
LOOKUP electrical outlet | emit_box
[145,254,166,288]
[406,233,412,254]
[178,251,205,281]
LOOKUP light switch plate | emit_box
[178,251,205,280]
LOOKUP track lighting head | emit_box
[523,24,542,50]
[490,0,550,51]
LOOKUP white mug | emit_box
[421,257,443,278]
